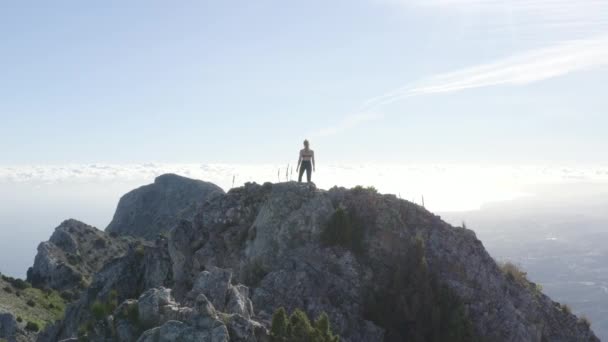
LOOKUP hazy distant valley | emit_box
[443,186,608,340]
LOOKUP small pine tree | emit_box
[289,309,314,342]
[314,313,339,342]
[270,308,340,342]
[270,307,289,342]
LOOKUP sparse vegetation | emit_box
[90,290,119,321]
[499,261,546,296]
[561,303,572,315]
[320,207,365,255]
[270,307,339,342]
[500,262,529,286]
[579,315,591,328]
[0,277,67,330]
[363,237,477,342]
[352,185,378,194]
[1,274,31,290]
[91,300,107,320]
[67,253,82,266]
[134,244,145,259]
[61,290,74,301]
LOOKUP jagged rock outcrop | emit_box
[39,266,266,342]
[31,175,599,342]
[0,310,17,342]
[106,173,224,239]
[26,219,131,292]
[36,236,173,342]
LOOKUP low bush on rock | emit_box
[1,274,31,290]
[320,207,365,255]
[90,290,119,321]
[579,315,592,328]
[25,321,40,332]
[270,307,339,342]
[500,262,529,286]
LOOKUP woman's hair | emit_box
[303,139,309,146]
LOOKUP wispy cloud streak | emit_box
[318,0,608,136]
[365,34,608,107]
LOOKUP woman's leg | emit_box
[306,163,312,183]
[298,164,306,183]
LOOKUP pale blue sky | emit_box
[1,0,607,165]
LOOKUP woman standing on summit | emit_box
[296,139,315,183]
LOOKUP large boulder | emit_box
[106,173,224,239]
[0,311,17,341]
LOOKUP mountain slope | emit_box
[0,275,67,342]
[20,176,600,341]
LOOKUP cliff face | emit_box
[105,174,224,240]
[22,176,600,342]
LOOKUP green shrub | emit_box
[25,321,40,332]
[17,316,23,323]
[91,300,108,320]
[561,303,572,315]
[320,207,364,255]
[270,308,339,342]
[2,286,12,293]
[135,245,145,259]
[241,259,268,287]
[26,299,36,307]
[61,291,73,301]
[90,291,120,321]
[2,276,31,290]
[108,290,119,313]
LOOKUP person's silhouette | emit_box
[296,139,315,183]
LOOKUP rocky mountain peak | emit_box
[13,175,600,342]
[105,173,224,240]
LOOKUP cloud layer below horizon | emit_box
[2,163,608,212]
